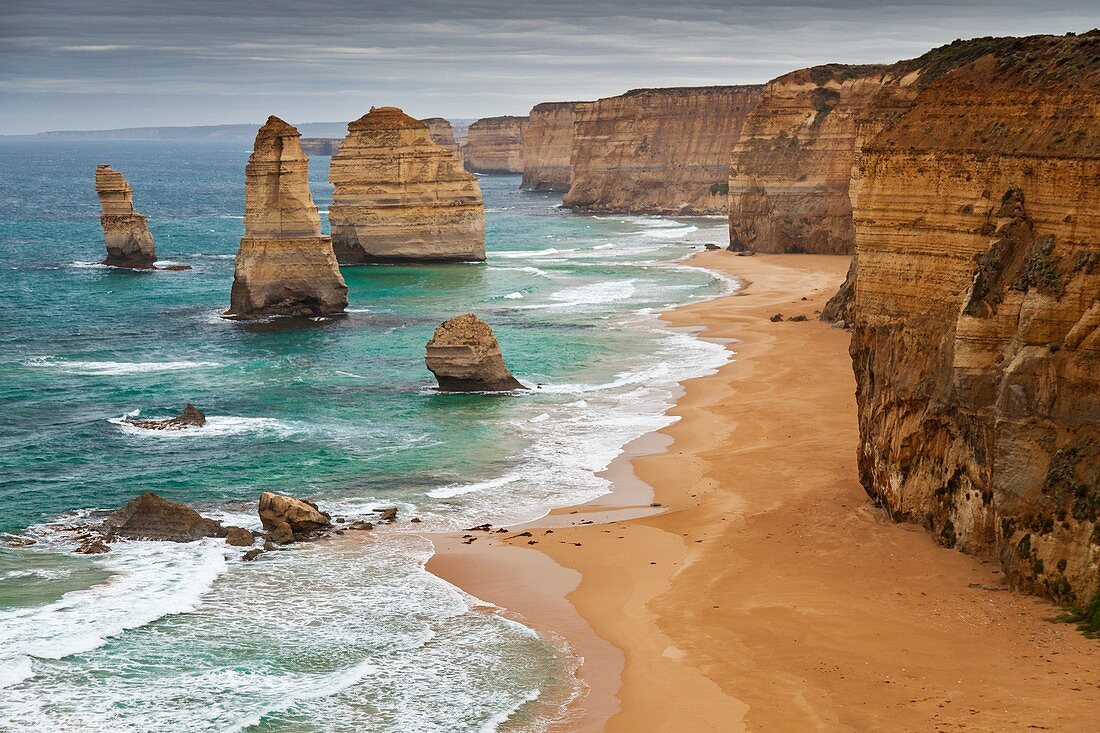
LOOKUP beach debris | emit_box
[224,526,255,547]
[527,540,538,545]
[650,502,662,507]
[124,403,206,431]
[703,243,722,251]
[258,491,332,539]
[769,313,784,322]
[425,314,527,392]
[462,537,477,544]
[507,531,533,540]
[466,523,494,532]
[103,492,224,542]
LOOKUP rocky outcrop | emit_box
[728,65,892,254]
[329,106,485,263]
[103,492,224,542]
[521,102,585,191]
[564,86,762,214]
[464,116,527,173]
[425,314,526,392]
[224,526,255,547]
[258,491,331,542]
[225,116,348,319]
[300,138,341,156]
[821,257,856,324]
[421,117,462,163]
[124,403,206,431]
[850,32,1100,607]
[95,164,157,268]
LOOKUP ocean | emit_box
[0,140,731,731]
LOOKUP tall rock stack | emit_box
[225,116,347,319]
[727,65,893,254]
[849,33,1100,606]
[464,116,527,173]
[521,102,586,192]
[329,106,486,263]
[563,86,762,214]
[420,117,462,163]
[95,165,157,268]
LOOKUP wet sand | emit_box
[429,252,1100,732]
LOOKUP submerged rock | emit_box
[225,116,348,319]
[75,537,110,554]
[258,491,331,538]
[95,164,156,269]
[124,403,206,431]
[425,314,526,392]
[102,492,224,542]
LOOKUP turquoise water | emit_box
[0,140,731,731]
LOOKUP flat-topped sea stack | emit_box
[563,86,763,214]
[521,102,586,192]
[95,164,157,268]
[464,116,527,173]
[226,116,347,319]
[420,117,462,162]
[329,106,485,263]
[426,314,526,392]
[850,32,1100,606]
[299,138,341,156]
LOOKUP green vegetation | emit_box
[709,182,729,196]
[1058,593,1100,638]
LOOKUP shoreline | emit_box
[429,252,1100,732]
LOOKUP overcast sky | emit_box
[0,1,1095,134]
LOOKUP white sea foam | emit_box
[514,279,636,310]
[108,413,297,439]
[502,292,524,300]
[645,224,698,239]
[492,247,576,259]
[26,357,222,376]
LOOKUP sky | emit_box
[0,1,1096,134]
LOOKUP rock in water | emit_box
[95,164,157,268]
[425,314,526,392]
[329,107,485,263]
[124,403,206,431]
[102,492,224,542]
[225,116,348,319]
[258,491,331,535]
[224,526,255,547]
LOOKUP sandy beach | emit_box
[429,252,1100,732]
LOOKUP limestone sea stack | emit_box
[521,102,586,192]
[329,107,485,263]
[420,117,462,163]
[563,86,763,214]
[225,116,348,319]
[849,32,1100,606]
[425,314,526,392]
[95,164,157,268]
[464,116,527,173]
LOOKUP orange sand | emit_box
[429,252,1100,732]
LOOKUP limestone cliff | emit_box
[521,102,585,191]
[300,138,341,156]
[421,117,461,158]
[425,314,525,392]
[728,65,893,254]
[464,116,527,173]
[850,32,1100,606]
[329,107,485,263]
[226,116,347,319]
[564,86,762,214]
[95,164,156,268]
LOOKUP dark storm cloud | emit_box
[0,0,1095,133]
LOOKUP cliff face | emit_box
[564,86,762,214]
[728,65,896,254]
[95,164,156,268]
[851,32,1100,606]
[300,138,341,156]
[329,107,485,263]
[226,116,347,319]
[421,117,463,165]
[521,102,585,192]
[464,116,527,173]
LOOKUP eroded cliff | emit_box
[850,32,1100,606]
[226,116,347,318]
[521,102,585,192]
[464,116,527,173]
[95,164,157,268]
[329,107,485,263]
[564,86,762,214]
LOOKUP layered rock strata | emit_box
[226,116,347,319]
[421,117,462,163]
[521,102,585,191]
[564,86,762,214]
[299,138,341,156]
[425,314,525,392]
[850,32,1100,606]
[95,164,157,268]
[727,65,892,254]
[464,116,527,173]
[329,107,485,263]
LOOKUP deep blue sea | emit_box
[0,140,731,731]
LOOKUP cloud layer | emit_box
[0,1,1094,133]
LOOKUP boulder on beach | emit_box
[124,403,206,431]
[258,491,332,537]
[102,492,224,542]
[425,314,526,392]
